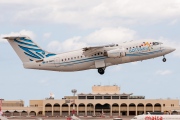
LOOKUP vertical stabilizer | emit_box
[3,36,56,63]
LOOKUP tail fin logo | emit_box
[14,37,56,61]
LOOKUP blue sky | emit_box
[0,0,180,106]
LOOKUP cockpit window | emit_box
[153,42,159,45]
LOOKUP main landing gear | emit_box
[163,56,166,62]
[98,68,105,75]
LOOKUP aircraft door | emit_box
[54,57,60,67]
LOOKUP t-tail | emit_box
[3,36,56,63]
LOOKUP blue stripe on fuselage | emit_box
[62,57,106,66]
[52,49,163,66]
[53,56,106,66]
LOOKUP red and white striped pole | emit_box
[0,99,2,116]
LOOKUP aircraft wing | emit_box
[82,44,116,56]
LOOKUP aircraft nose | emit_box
[163,46,176,52]
[169,47,176,52]
[172,48,176,52]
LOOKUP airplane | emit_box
[3,36,175,75]
[131,114,180,120]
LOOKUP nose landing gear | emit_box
[163,56,166,62]
[98,68,105,75]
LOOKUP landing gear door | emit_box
[54,57,60,67]
[95,60,105,68]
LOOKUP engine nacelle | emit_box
[106,48,126,58]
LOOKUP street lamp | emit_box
[71,89,77,116]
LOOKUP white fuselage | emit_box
[131,115,180,120]
[23,40,175,72]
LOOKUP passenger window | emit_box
[127,48,128,50]
[101,52,103,54]
[74,57,76,59]
[62,59,63,61]
[68,58,70,60]
[81,56,83,58]
[65,59,66,61]
[77,56,79,59]
[95,54,96,56]
[98,53,99,55]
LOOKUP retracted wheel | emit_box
[98,68,105,75]
[163,58,166,62]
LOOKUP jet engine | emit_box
[105,48,126,58]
